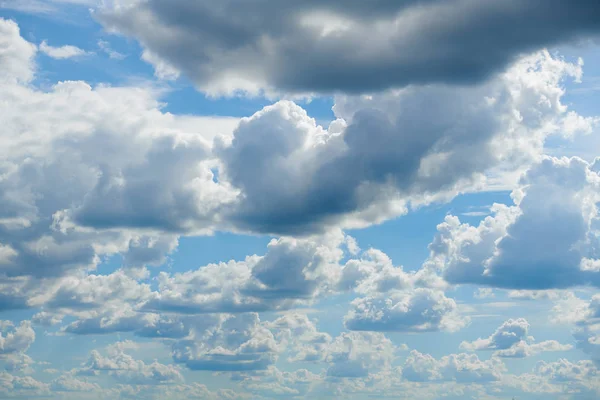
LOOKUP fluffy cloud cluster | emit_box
[98,0,600,95]
[0,321,35,357]
[344,288,467,333]
[216,52,591,234]
[0,7,599,398]
[431,156,600,289]
[77,342,183,385]
[402,350,504,383]
[460,318,572,358]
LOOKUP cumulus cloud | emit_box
[0,321,35,356]
[460,318,572,358]
[266,313,332,363]
[171,313,278,372]
[141,232,347,314]
[0,18,239,309]
[432,156,600,289]
[555,294,600,366]
[215,51,590,234]
[0,19,36,83]
[76,343,183,385]
[141,231,420,315]
[98,0,600,95]
[402,350,504,383]
[344,288,467,333]
[325,332,395,378]
[50,375,99,392]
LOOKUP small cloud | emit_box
[474,288,495,299]
[39,40,91,59]
[97,39,126,60]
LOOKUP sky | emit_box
[0,0,600,399]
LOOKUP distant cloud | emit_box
[434,157,600,290]
[97,39,126,60]
[460,318,572,358]
[39,40,90,59]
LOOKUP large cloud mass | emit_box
[98,0,600,95]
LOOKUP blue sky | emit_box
[0,1,600,399]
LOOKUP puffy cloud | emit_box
[434,156,600,289]
[50,375,99,392]
[99,0,600,95]
[215,51,589,234]
[563,294,600,366]
[344,288,467,333]
[235,367,321,399]
[0,19,36,83]
[460,318,572,358]
[43,270,151,312]
[325,332,396,378]
[402,350,504,383]
[141,232,346,314]
[39,40,90,59]
[171,313,278,372]
[77,343,183,385]
[266,313,331,363]
[0,18,238,310]
[531,358,600,397]
[0,321,35,356]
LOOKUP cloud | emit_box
[0,17,239,301]
[98,0,600,96]
[433,156,600,289]
[50,375,99,392]
[215,51,589,234]
[171,313,278,372]
[0,321,35,356]
[77,343,183,385]
[344,288,467,333]
[266,313,332,363]
[97,39,126,60]
[325,332,395,378]
[0,19,36,83]
[530,358,600,396]
[39,40,90,59]
[559,294,600,366]
[402,350,504,383]
[460,318,572,358]
[140,232,346,314]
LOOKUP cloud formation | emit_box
[460,318,572,358]
[431,157,600,289]
[99,0,600,95]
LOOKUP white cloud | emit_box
[0,19,36,83]
[215,51,589,234]
[344,288,468,333]
[97,39,126,60]
[402,350,504,383]
[39,40,90,59]
[171,313,278,372]
[460,318,572,358]
[433,156,600,289]
[0,321,35,356]
[77,343,183,385]
[325,332,396,378]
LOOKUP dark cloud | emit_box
[99,0,600,95]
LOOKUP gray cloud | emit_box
[99,0,600,95]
